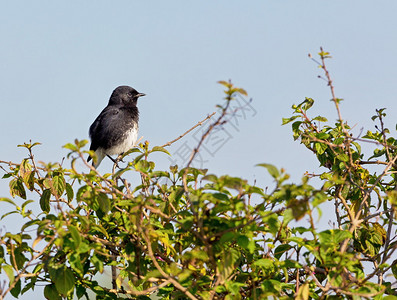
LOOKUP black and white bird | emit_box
[87,85,145,168]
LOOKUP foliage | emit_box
[0,53,397,300]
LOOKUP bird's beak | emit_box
[137,93,146,98]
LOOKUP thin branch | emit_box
[362,208,393,221]
[161,112,216,148]
[359,160,389,166]
[27,143,42,180]
[317,47,345,132]
[380,207,395,276]
[0,160,45,171]
[183,104,230,193]
[334,200,342,229]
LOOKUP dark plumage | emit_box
[88,86,145,167]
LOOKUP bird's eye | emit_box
[127,93,132,97]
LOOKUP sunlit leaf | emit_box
[256,163,280,179]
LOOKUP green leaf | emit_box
[282,115,298,125]
[151,146,170,155]
[313,116,328,122]
[202,174,218,182]
[65,183,74,202]
[274,244,292,260]
[1,211,18,220]
[23,172,35,191]
[21,199,34,211]
[91,254,104,273]
[17,142,41,149]
[53,267,75,295]
[97,193,110,214]
[337,153,349,162]
[253,259,274,271]
[302,97,314,111]
[334,230,352,243]
[40,189,51,213]
[315,132,330,139]
[21,219,41,231]
[319,229,351,248]
[3,265,14,284]
[217,249,239,283]
[68,225,81,249]
[334,137,344,145]
[91,224,109,239]
[9,178,26,199]
[76,285,87,299]
[10,278,21,298]
[168,187,184,204]
[256,163,280,179]
[14,247,27,269]
[264,213,280,234]
[218,80,230,87]
[235,234,255,253]
[391,260,397,280]
[222,176,246,190]
[225,281,245,296]
[0,197,16,206]
[69,253,84,277]
[261,279,282,294]
[219,232,235,244]
[63,143,77,151]
[237,235,249,249]
[52,172,66,197]
[315,142,328,155]
[135,160,151,173]
[292,121,303,140]
[44,284,62,300]
[312,192,328,207]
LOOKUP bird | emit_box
[87,85,145,168]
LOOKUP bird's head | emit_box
[108,85,146,106]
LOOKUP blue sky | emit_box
[1,1,397,298]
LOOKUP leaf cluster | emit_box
[0,62,397,300]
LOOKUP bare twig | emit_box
[183,103,230,191]
[359,160,389,166]
[362,208,393,221]
[161,112,216,148]
[334,200,342,229]
[0,160,46,171]
[27,143,42,181]
[315,47,345,132]
[379,206,395,283]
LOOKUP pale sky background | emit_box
[1,1,397,299]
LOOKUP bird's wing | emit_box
[89,106,121,151]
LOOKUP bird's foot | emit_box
[107,155,121,169]
[116,153,125,164]
[108,154,126,170]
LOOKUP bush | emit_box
[0,51,396,299]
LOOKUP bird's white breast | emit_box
[106,125,138,156]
